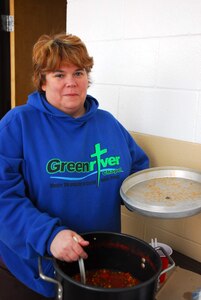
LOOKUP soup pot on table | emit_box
[39,232,174,300]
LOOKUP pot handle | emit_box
[38,256,63,300]
[155,246,175,277]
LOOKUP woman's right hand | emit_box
[50,229,89,262]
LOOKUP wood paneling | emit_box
[131,132,201,171]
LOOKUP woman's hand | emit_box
[50,229,89,262]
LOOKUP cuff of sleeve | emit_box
[46,225,67,256]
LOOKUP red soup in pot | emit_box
[72,268,140,288]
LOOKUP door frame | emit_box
[0,0,11,118]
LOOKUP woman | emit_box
[0,33,149,299]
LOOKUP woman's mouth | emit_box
[64,93,78,96]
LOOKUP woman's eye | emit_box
[55,73,64,78]
[74,71,85,77]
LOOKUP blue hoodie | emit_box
[0,91,149,297]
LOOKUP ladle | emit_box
[73,236,86,284]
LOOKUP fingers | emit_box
[50,230,89,262]
[72,235,89,259]
[72,234,89,245]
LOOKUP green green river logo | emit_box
[46,143,123,186]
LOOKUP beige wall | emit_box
[121,132,201,262]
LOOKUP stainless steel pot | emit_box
[39,232,175,300]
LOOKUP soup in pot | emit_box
[72,268,140,288]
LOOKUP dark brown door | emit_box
[10,0,66,108]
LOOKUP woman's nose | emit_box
[65,76,76,87]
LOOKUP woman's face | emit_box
[42,64,89,117]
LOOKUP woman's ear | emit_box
[41,84,46,92]
[40,74,46,91]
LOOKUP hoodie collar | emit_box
[27,91,99,121]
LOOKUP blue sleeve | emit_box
[118,122,149,173]
[0,155,66,258]
[0,114,65,259]
[128,135,149,174]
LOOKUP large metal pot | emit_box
[39,232,174,300]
